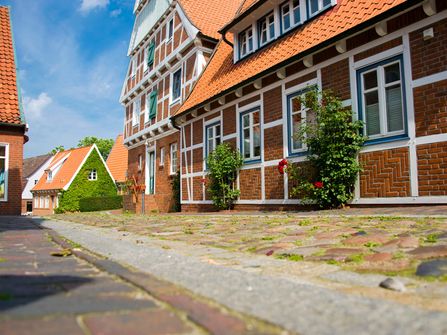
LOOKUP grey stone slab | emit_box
[416,259,447,277]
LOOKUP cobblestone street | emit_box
[0,217,281,335]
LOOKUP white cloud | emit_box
[23,92,52,120]
[80,0,110,13]
[110,9,122,17]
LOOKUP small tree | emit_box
[207,143,243,210]
[78,136,114,160]
[286,89,365,208]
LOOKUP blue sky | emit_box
[3,0,135,157]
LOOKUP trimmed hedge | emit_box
[79,195,123,212]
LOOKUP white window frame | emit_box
[88,169,98,181]
[170,143,178,175]
[358,57,406,141]
[287,90,310,155]
[170,68,182,104]
[45,196,50,209]
[138,154,143,171]
[0,143,8,202]
[239,26,254,58]
[308,0,336,18]
[143,45,148,72]
[240,108,261,162]
[34,196,39,209]
[205,122,222,159]
[39,196,44,209]
[167,18,174,42]
[258,12,276,47]
[131,56,137,78]
[47,170,53,182]
[281,0,303,32]
[160,147,165,166]
[132,99,140,127]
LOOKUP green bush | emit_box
[206,143,243,210]
[79,195,123,212]
[287,88,365,208]
[171,171,181,212]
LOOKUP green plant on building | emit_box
[206,143,243,210]
[56,149,117,213]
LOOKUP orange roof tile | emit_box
[106,134,128,183]
[0,6,24,125]
[176,0,408,115]
[32,146,93,192]
[179,0,242,40]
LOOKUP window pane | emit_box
[208,139,214,153]
[252,111,259,125]
[310,0,318,13]
[291,96,301,112]
[292,113,302,150]
[216,125,221,137]
[216,136,221,146]
[386,85,404,132]
[365,91,380,136]
[0,146,4,156]
[384,63,400,84]
[0,157,4,199]
[363,71,377,90]
[253,125,261,157]
[293,0,300,23]
[243,139,250,158]
[282,5,290,30]
[207,127,213,139]
[243,114,250,128]
[323,0,331,6]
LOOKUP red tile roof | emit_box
[32,146,93,192]
[176,0,408,115]
[179,0,242,40]
[0,6,24,125]
[106,134,128,183]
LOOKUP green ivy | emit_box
[206,143,243,210]
[288,88,365,209]
[57,149,117,213]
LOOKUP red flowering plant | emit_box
[281,88,365,208]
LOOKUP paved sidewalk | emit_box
[42,217,447,335]
[0,217,281,335]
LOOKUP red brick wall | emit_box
[265,166,284,200]
[0,127,25,215]
[223,106,236,136]
[264,125,283,161]
[410,18,447,80]
[285,72,316,90]
[239,168,262,200]
[417,142,447,196]
[414,80,447,137]
[127,145,146,185]
[359,148,411,198]
[263,87,282,123]
[321,59,350,100]
[354,38,402,62]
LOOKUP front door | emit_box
[147,151,155,194]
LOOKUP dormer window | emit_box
[281,0,301,32]
[88,169,97,181]
[308,0,334,17]
[258,12,275,47]
[239,27,253,58]
[167,18,174,41]
[47,171,53,182]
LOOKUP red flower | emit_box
[314,181,324,189]
[201,178,207,184]
[278,159,288,175]
[278,165,285,175]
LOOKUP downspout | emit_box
[141,191,145,215]
[221,30,233,47]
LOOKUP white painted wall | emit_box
[22,157,53,200]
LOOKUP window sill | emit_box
[287,150,308,158]
[364,134,408,146]
[170,98,181,107]
[243,158,262,165]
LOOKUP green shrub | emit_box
[206,143,243,210]
[79,196,123,212]
[286,89,365,208]
[171,171,181,212]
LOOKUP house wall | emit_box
[179,5,447,211]
[21,157,52,214]
[0,126,25,215]
[32,191,59,216]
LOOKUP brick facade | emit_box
[417,142,447,196]
[0,127,25,215]
[359,148,411,198]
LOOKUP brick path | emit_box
[0,216,283,335]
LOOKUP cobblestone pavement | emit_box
[42,215,447,335]
[54,208,447,276]
[0,216,284,335]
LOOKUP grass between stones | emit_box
[0,257,7,263]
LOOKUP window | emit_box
[239,26,254,58]
[88,169,98,181]
[34,179,38,185]
[34,196,38,209]
[240,109,261,162]
[205,122,221,159]
[167,18,174,41]
[258,12,275,46]
[357,56,406,142]
[26,201,32,212]
[147,90,158,121]
[160,147,165,166]
[287,89,313,155]
[308,0,333,17]
[281,0,301,32]
[47,170,53,182]
[39,196,44,209]
[171,69,182,103]
[45,196,50,209]
[132,99,140,126]
[170,143,178,175]
[131,56,137,77]
[138,154,143,171]
[0,145,7,201]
